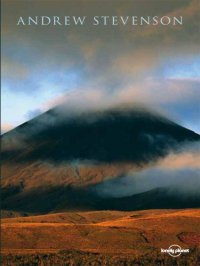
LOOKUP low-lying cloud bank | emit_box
[42,77,200,134]
[93,142,200,197]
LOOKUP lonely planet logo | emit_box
[161,244,189,257]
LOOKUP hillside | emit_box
[1,209,200,265]
[1,105,200,213]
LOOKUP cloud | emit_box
[41,77,200,133]
[1,0,200,133]
[26,109,42,120]
[1,123,14,134]
[2,0,199,88]
[93,141,200,197]
[159,142,200,169]
[1,56,29,80]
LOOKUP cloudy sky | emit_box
[1,0,200,133]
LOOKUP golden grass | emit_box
[1,209,200,256]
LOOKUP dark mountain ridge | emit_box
[1,104,200,213]
[2,105,199,164]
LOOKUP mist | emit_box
[93,142,200,197]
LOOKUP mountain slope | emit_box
[2,105,199,163]
[1,105,200,213]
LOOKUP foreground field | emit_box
[2,249,200,266]
[1,209,200,265]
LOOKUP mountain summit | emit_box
[2,105,199,163]
[1,105,200,213]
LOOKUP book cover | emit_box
[1,0,200,265]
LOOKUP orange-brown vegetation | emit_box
[1,162,139,189]
[1,209,200,265]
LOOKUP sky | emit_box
[1,0,200,134]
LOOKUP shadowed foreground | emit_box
[1,249,200,266]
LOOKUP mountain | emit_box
[2,105,199,163]
[1,105,200,214]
